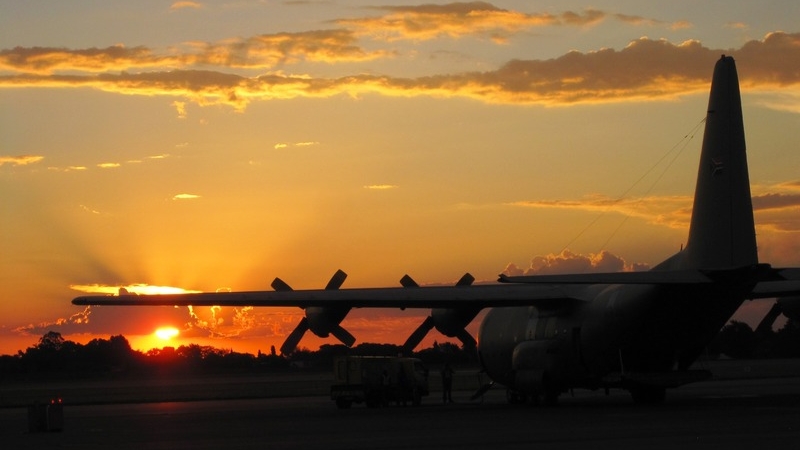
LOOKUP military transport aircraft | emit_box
[73,56,800,405]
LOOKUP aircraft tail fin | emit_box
[682,55,757,269]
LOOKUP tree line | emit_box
[0,331,473,381]
[2,318,799,381]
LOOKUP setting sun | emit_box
[155,327,180,341]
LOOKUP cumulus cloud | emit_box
[14,306,93,336]
[18,283,285,341]
[0,155,44,166]
[503,249,650,277]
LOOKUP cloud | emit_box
[613,13,690,30]
[337,4,684,43]
[2,33,800,109]
[0,30,388,75]
[14,306,93,336]
[364,184,398,190]
[171,1,202,10]
[508,188,800,233]
[752,193,800,211]
[505,177,800,250]
[509,194,693,229]
[172,193,201,200]
[172,100,187,118]
[336,4,604,42]
[0,45,180,75]
[274,141,320,150]
[79,205,102,215]
[502,249,650,276]
[187,29,393,68]
[0,155,44,166]
[97,162,121,168]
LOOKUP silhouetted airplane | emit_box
[74,56,800,404]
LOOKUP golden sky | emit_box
[2,1,800,355]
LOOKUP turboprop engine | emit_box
[277,270,356,355]
[401,273,480,353]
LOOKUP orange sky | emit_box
[2,2,800,355]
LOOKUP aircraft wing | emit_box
[499,265,800,300]
[72,283,589,310]
[498,270,715,285]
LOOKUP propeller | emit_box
[278,270,355,355]
[470,381,495,401]
[402,273,479,353]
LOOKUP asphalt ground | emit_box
[2,360,800,450]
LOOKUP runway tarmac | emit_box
[2,376,800,450]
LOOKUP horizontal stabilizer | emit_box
[751,268,800,298]
[750,281,800,299]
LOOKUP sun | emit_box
[154,326,180,341]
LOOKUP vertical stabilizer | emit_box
[683,56,757,269]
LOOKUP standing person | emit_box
[441,362,454,403]
[397,367,408,406]
[381,369,391,407]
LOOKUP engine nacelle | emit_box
[431,307,480,338]
[306,306,351,338]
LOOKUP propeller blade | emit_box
[456,273,475,286]
[755,302,783,335]
[271,277,293,292]
[400,274,419,288]
[455,329,477,350]
[403,316,436,352]
[330,324,356,348]
[326,269,348,290]
[280,317,309,355]
[470,381,495,401]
